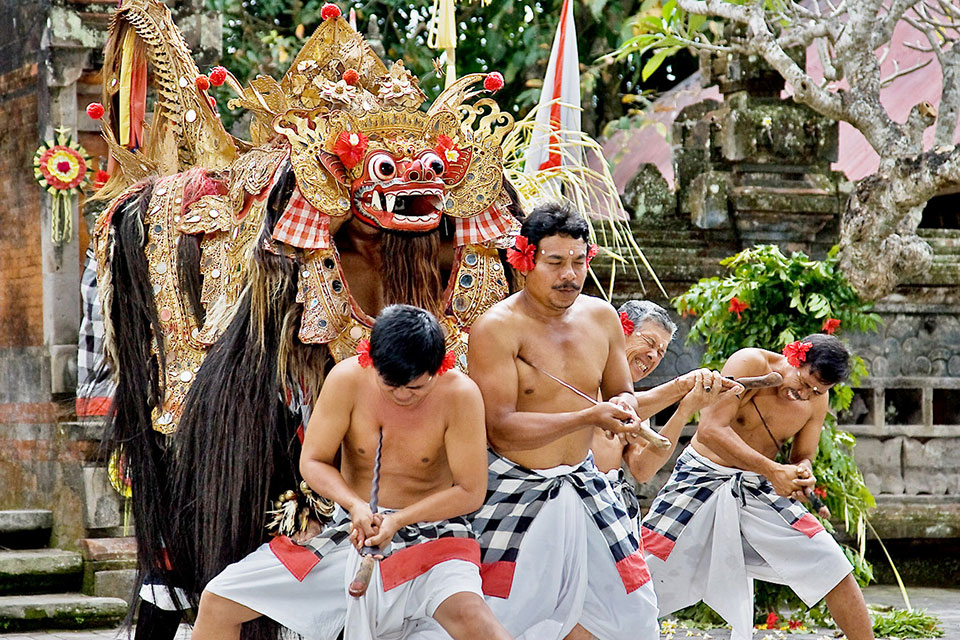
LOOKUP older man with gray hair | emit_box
[589,300,738,513]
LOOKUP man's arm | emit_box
[787,400,828,500]
[364,377,489,547]
[299,362,376,541]
[695,350,805,496]
[634,369,742,420]
[626,370,731,482]
[469,312,636,453]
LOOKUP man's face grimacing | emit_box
[780,364,833,402]
[625,321,672,383]
[525,234,589,310]
[375,371,437,407]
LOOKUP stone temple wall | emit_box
[597,44,960,561]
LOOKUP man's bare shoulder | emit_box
[323,356,365,394]
[576,294,619,322]
[436,369,484,406]
[722,348,779,377]
[471,293,524,336]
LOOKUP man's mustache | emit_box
[553,283,581,291]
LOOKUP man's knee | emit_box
[433,592,503,636]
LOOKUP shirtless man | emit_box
[192,305,512,640]
[641,334,875,640]
[434,202,660,639]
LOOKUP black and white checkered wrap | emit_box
[641,446,813,547]
[611,468,641,522]
[473,450,641,567]
[302,506,476,561]
[76,248,114,413]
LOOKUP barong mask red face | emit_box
[523,235,589,311]
[624,321,672,383]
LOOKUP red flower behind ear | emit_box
[619,312,634,336]
[782,340,812,367]
[506,235,536,273]
[822,317,840,334]
[357,339,373,368]
[586,243,599,266]
[333,131,369,170]
[437,350,457,375]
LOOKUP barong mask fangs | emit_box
[259,14,514,229]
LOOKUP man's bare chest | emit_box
[516,331,608,400]
[734,394,811,446]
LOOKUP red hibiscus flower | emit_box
[436,134,460,163]
[789,619,803,630]
[506,235,536,273]
[765,612,778,628]
[437,351,457,376]
[782,340,812,367]
[333,131,369,170]
[93,170,110,189]
[619,312,635,336]
[356,339,373,368]
[813,486,827,498]
[586,243,599,266]
[822,317,841,334]
[728,296,749,320]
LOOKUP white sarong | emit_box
[642,446,853,640]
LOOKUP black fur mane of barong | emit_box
[380,229,444,318]
[99,181,179,620]
[166,169,326,640]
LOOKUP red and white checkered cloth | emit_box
[454,203,520,247]
[272,186,331,249]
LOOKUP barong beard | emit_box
[379,229,444,318]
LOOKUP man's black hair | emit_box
[520,201,589,249]
[370,304,446,386]
[802,333,851,385]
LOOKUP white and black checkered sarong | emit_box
[304,508,475,560]
[473,450,644,595]
[76,248,114,416]
[641,446,819,561]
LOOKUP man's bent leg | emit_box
[824,574,875,640]
[432,592,512,640]
[578,502,659,640]
[193,590,261,640]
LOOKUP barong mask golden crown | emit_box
[225,10,515,229]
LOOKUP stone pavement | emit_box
[0,586,955,639]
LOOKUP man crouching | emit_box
[641,334,874,640]
[192,305,512,640]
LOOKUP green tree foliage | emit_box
[674,245,881,622]
[205,0,698,135]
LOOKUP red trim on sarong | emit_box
[479,560,516,598]
[616,548,651,593]
[270,535,320,582]
[640,526,675,561]
[791,513,825,538]
[380,537,480,592]
[76,396,112,417]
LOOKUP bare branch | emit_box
[880,57,934,86]
[817,38,840,81]
[876,0,924,48]
[878,45,892,65]
[935,45,960,144]
[904,40,936,52]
